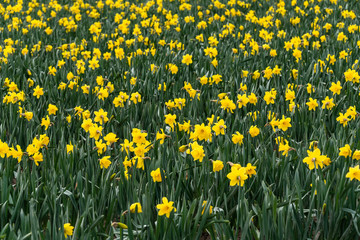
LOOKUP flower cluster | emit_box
[1,0,360,237]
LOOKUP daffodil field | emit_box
[1,0,360,239]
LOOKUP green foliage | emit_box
[1,0,360,239]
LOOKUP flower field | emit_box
[1,0,360,239]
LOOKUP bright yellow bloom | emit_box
[292,48,302,61]
[190,123,212,142]
[303,148,326,170]
[130,202,142,213]
[346,165,360,181]
[81,119,93,132]
[285,89,295,102]
[132,129,147,145]
[249,125,260,137]
[164,113,177,130]
[212,119,226,135]
[210,74,222,85]
[336,113,350,127]
[329,81,342,95]
[306,98,318,111]
[32,152,43,166]
[131,156,145,170]
[352,150,360,160]
[321,96,335,110]
[346,106,356,120]
[182,54,193,65]
[237,94,249,108]
[113,92,129,107]
[232,131,244,145]
[89,124,103,140]
[0,140,10,158]
[47,104,58,115]
[178,120,191,134]
[130,92,142,104]
[104,132,119,145]
[33,85,44,99]
[151,168,163,182]
[263,89,276,105]
[248,93,258,105]
[157,197,175,218]
[66,143,74,154]
[200,76,208,85]
[245,163,257,177]
[41,115,51,130]
[174,98,185,110]
[188,141,205,162]
[94,109,109,125]
[99,156,112,169]
[9,145,23,163]
[227,167,248,186]
[156,129,166,144]
[97,88,109,101]
[278,116,292,131]
[48,66,57,76]
[130,77,137,85]
[292,69,299,80]
[120,139,134,154]
[89,58,99,70]
[95,139,107,155]
[64,223,74,239]
[212,160,224,172]
[344,69,360,83]
[263,67,273,80]
[339,144,352,158]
